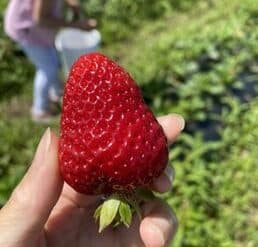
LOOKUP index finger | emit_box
[157,114,185,145]
[152,114,185,193]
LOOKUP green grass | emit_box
[1,0,258,246]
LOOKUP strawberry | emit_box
[59,53,168,231]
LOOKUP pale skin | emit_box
[33,0,97,30]
[0,114,185,247]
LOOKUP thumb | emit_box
[0,128,63,242]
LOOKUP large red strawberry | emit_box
[59,53,168,231]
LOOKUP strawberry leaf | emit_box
[99,198,120,233]
[128,197,142,221]
[94,204,103,222]
[119,201,132,227]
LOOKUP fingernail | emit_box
[150,216,173,246]
[148,223,165,246]
[172,114,185,131]
[34,128,51,165]
[179,117,185,130]
[164,166,174,183]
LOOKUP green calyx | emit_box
[94,195,133,233]
[94,189,155,233]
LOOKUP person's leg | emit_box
[20,43,61,114]
[47,48,62,102]
[33,69,49,114]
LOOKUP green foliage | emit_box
[83,0,199,43]
[0,0,258,246]
[112,0,258,121]
[0,112,45,204]
[164,99,258,246]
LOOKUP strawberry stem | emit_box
[94,189,156,233]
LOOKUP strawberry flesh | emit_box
[59,53,168,195]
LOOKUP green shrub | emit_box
[83,0,199,43]
[165,99,258,246]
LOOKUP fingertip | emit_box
[157,114,185,145]
[152,173,172,193]
[166,114,185,131]
[140,219,165,247]
[152,166,174,193]
[140,201,178,247]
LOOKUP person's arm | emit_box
[33,0,72,29]
[33,0,96,30]
[65,0,80,9]
[65,0,82,22]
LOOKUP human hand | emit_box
[66,0,81,19]
[73,18,98,31]
[0,114,184,247]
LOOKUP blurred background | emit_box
[1,0,258,246]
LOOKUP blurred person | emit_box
[4,0,97,122]
[0,114,184,247]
